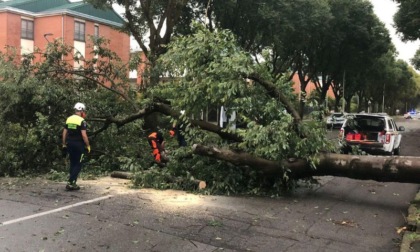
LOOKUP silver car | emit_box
[326,112,346,129]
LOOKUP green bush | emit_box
[0,116,63,176]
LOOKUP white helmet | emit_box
[74,102,86,111]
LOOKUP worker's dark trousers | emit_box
[67,140,85,183]
[177,133,187,147]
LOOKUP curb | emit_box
[401,190,420,252]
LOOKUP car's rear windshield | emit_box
[345,116,385,131]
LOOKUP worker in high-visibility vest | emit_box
[147,131,166,164]
[62,102,90,190]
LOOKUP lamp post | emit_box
[43,33,53,42]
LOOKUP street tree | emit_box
[213,0,393,114]
[85,0,210,86]
[387,60,418,113]
[210,0,332,117]
[393,0,420,70]
[393,0,420,41]
[84,0,211,130]
[412,49,420,70]
[359,50,419,114]
[313,0,392,112]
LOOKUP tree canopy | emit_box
[393,0,420,41]
[393,0,420,71]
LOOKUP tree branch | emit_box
[90,107,153,136]
[246,73,302,124]
[90,101,243,142]
[153,102,243,142]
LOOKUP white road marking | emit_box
[0,195,112,226]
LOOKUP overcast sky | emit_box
[370,0,420,66]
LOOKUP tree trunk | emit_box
[345,97,351,112]
[111,171,134,179]
[334,97,341,112]
[192,144,420,184]
[110,171,207,190]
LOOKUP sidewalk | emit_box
[401,189,420,252]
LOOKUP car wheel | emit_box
[341,146,350,154]
[393,146,400,156]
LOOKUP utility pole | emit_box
[382,83,385,113]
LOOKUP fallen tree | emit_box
[192,144,420,184]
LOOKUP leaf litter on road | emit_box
[331,219,359,228]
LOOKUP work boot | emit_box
[65,181,80,191]
[72,182,80,190]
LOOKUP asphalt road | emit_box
[0,117,419,252]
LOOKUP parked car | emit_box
[404,112,412,119]
[326,112,347,129]
[339,113,405,155]
[404,111,420,119]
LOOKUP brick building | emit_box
[291,74,335,99]
[0,0,130,66]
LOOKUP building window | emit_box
[93,25,100,44]
[74,21,85,42]
[94,25,99,38]
[21,19,34,40]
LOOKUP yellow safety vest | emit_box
[66,115,84,129]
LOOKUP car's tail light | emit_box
[379,131,391,144]
[385,133,391,144]
[379,131,385,143]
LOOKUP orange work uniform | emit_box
[147,132,164,163]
